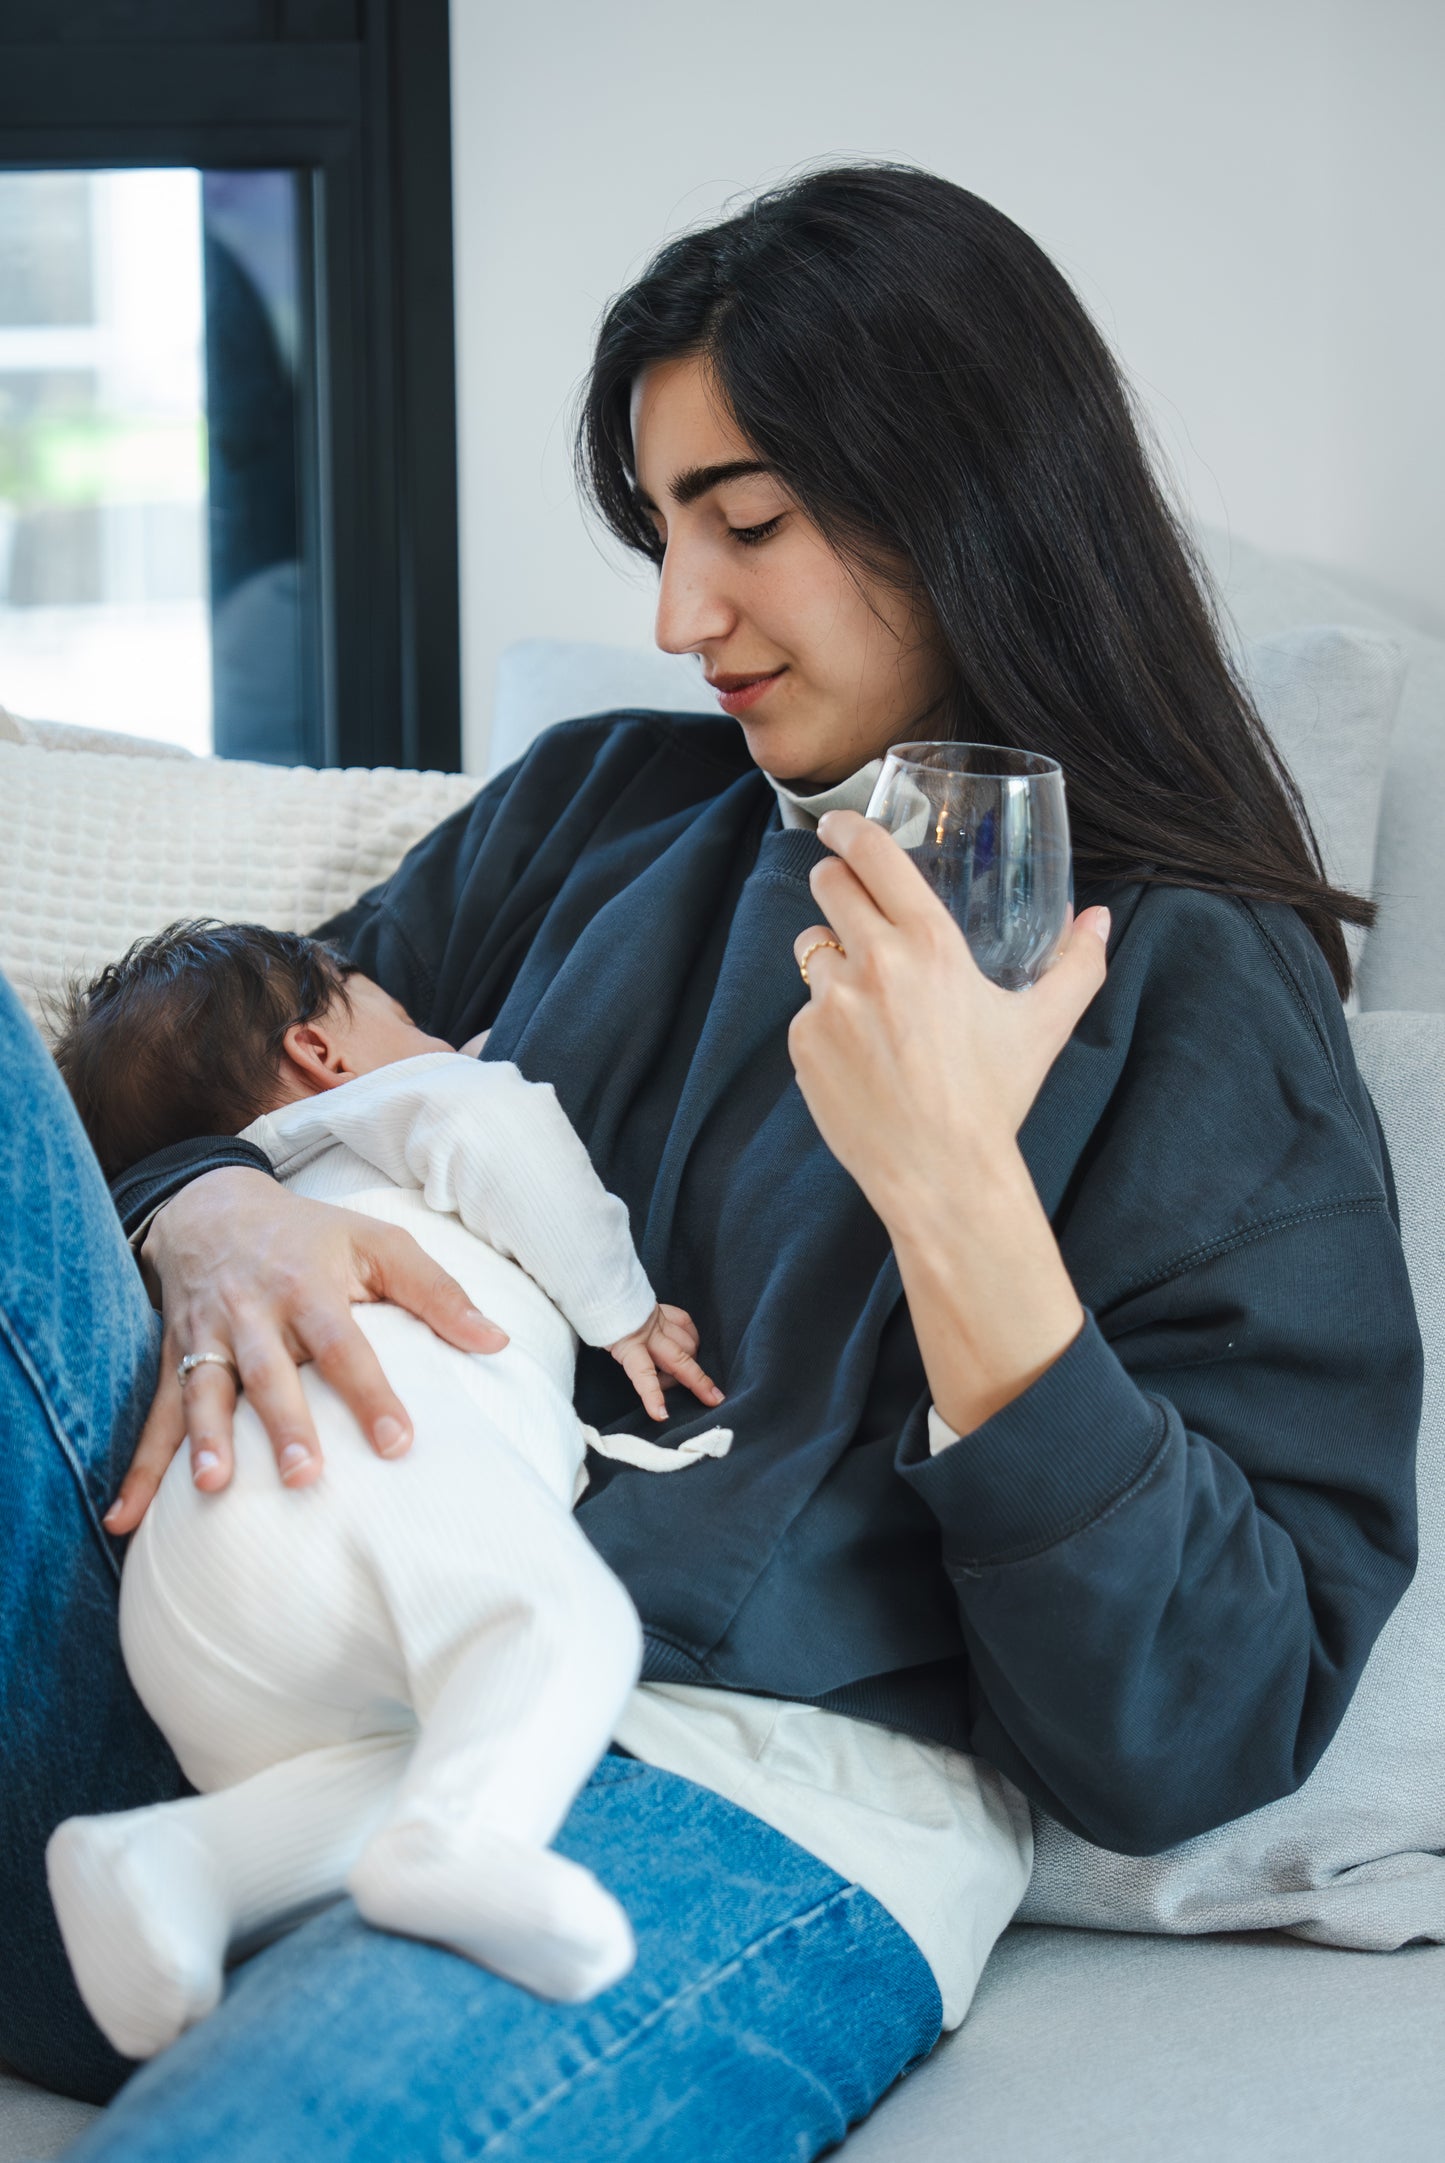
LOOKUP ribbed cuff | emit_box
[573,1269,659,1350]
[898,1315,1166,1564]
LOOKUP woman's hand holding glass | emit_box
[105,1170,509,1532]
[789,809,1110,1205]
[788,808,1110,1435]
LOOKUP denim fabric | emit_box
[0,969,942,2154]
[0,973,184,2101]
[69,1754,942,2162]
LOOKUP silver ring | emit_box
[176,1351,240,1391]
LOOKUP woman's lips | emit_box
[709,668,786,715]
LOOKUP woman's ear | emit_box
[280,1019,351,1095]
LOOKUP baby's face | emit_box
[330,974,453,1075]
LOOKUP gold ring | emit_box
[798,936,846,986]
[176,1351,240,1391]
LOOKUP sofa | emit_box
[2,526,1443,2159]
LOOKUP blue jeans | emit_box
[0,973,942,2158]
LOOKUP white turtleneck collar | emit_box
[765,759,883,831]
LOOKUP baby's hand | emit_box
[609,1304,726,1423]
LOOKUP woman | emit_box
[0,166,1421,2159]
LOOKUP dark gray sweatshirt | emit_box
[114,710,1423,1856]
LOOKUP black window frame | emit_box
[0,0,462,772]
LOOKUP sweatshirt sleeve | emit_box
[111,1135,276,1243]
[893,887,1423,1858]
[309,1055,657,1348]
[897,1155,1421,1860]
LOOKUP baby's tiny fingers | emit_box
[616,1341,668,1421]
[657,1303,700,1354]
[653,1342,725,1407]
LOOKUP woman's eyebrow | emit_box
[636,459,775,513]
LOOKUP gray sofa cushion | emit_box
[1198,527,1445,1015]
[0,2068,95,2162]
[1242,624,1404,962]
[844,1923,1445,2162]
[1022,1009,1445,1948]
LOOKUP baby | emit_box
[46,920,731,2060]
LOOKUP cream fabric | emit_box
[767,760,884,826]
[0,703,195,760]
[0,740,478,1038]
[615,1683,1031,2031]
[245,1053,657,1351]
[48,1052,685,2053]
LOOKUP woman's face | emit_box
[630,355,948,790]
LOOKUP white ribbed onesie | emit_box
[47,1053,731,2060]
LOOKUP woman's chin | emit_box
[737,710,833,787]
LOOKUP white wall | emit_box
[449,0,1445,770]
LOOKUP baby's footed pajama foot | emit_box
[46,1811,228,2059]
[349,1813,636,2002]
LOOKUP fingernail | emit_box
[103,1502,123,1527]
[193,1449,220,1478]
[375,1416,410,1458]
[280,1442,311,1477]
[1094,909,1112,943]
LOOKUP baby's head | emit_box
[55,919,449,1176]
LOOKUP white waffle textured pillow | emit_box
[0,739,479,1038]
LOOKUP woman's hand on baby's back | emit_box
[105,1168,509,1532]
[609,1304,726,1423]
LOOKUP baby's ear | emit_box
[281,1019,350,1093]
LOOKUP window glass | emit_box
[0,166,319,762]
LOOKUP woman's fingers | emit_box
[357,1220,509,1355]
[230,1318,325,1488]
[293,1303,416,1462]
[1029,906,1111,1038]
[804,849,895,957]
[104,1354,189,1534]
[814,808,952,930]
[135,1175,511,1507]
[183,1361,240,1494]
[793,921,851,990]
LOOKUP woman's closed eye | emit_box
[728,515,785,548]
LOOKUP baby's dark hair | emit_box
[54,919,354,1176]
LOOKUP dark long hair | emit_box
[578,163,1370,996]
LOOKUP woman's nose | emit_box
[653,540,736,657]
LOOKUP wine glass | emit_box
[865,742,1072,990]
